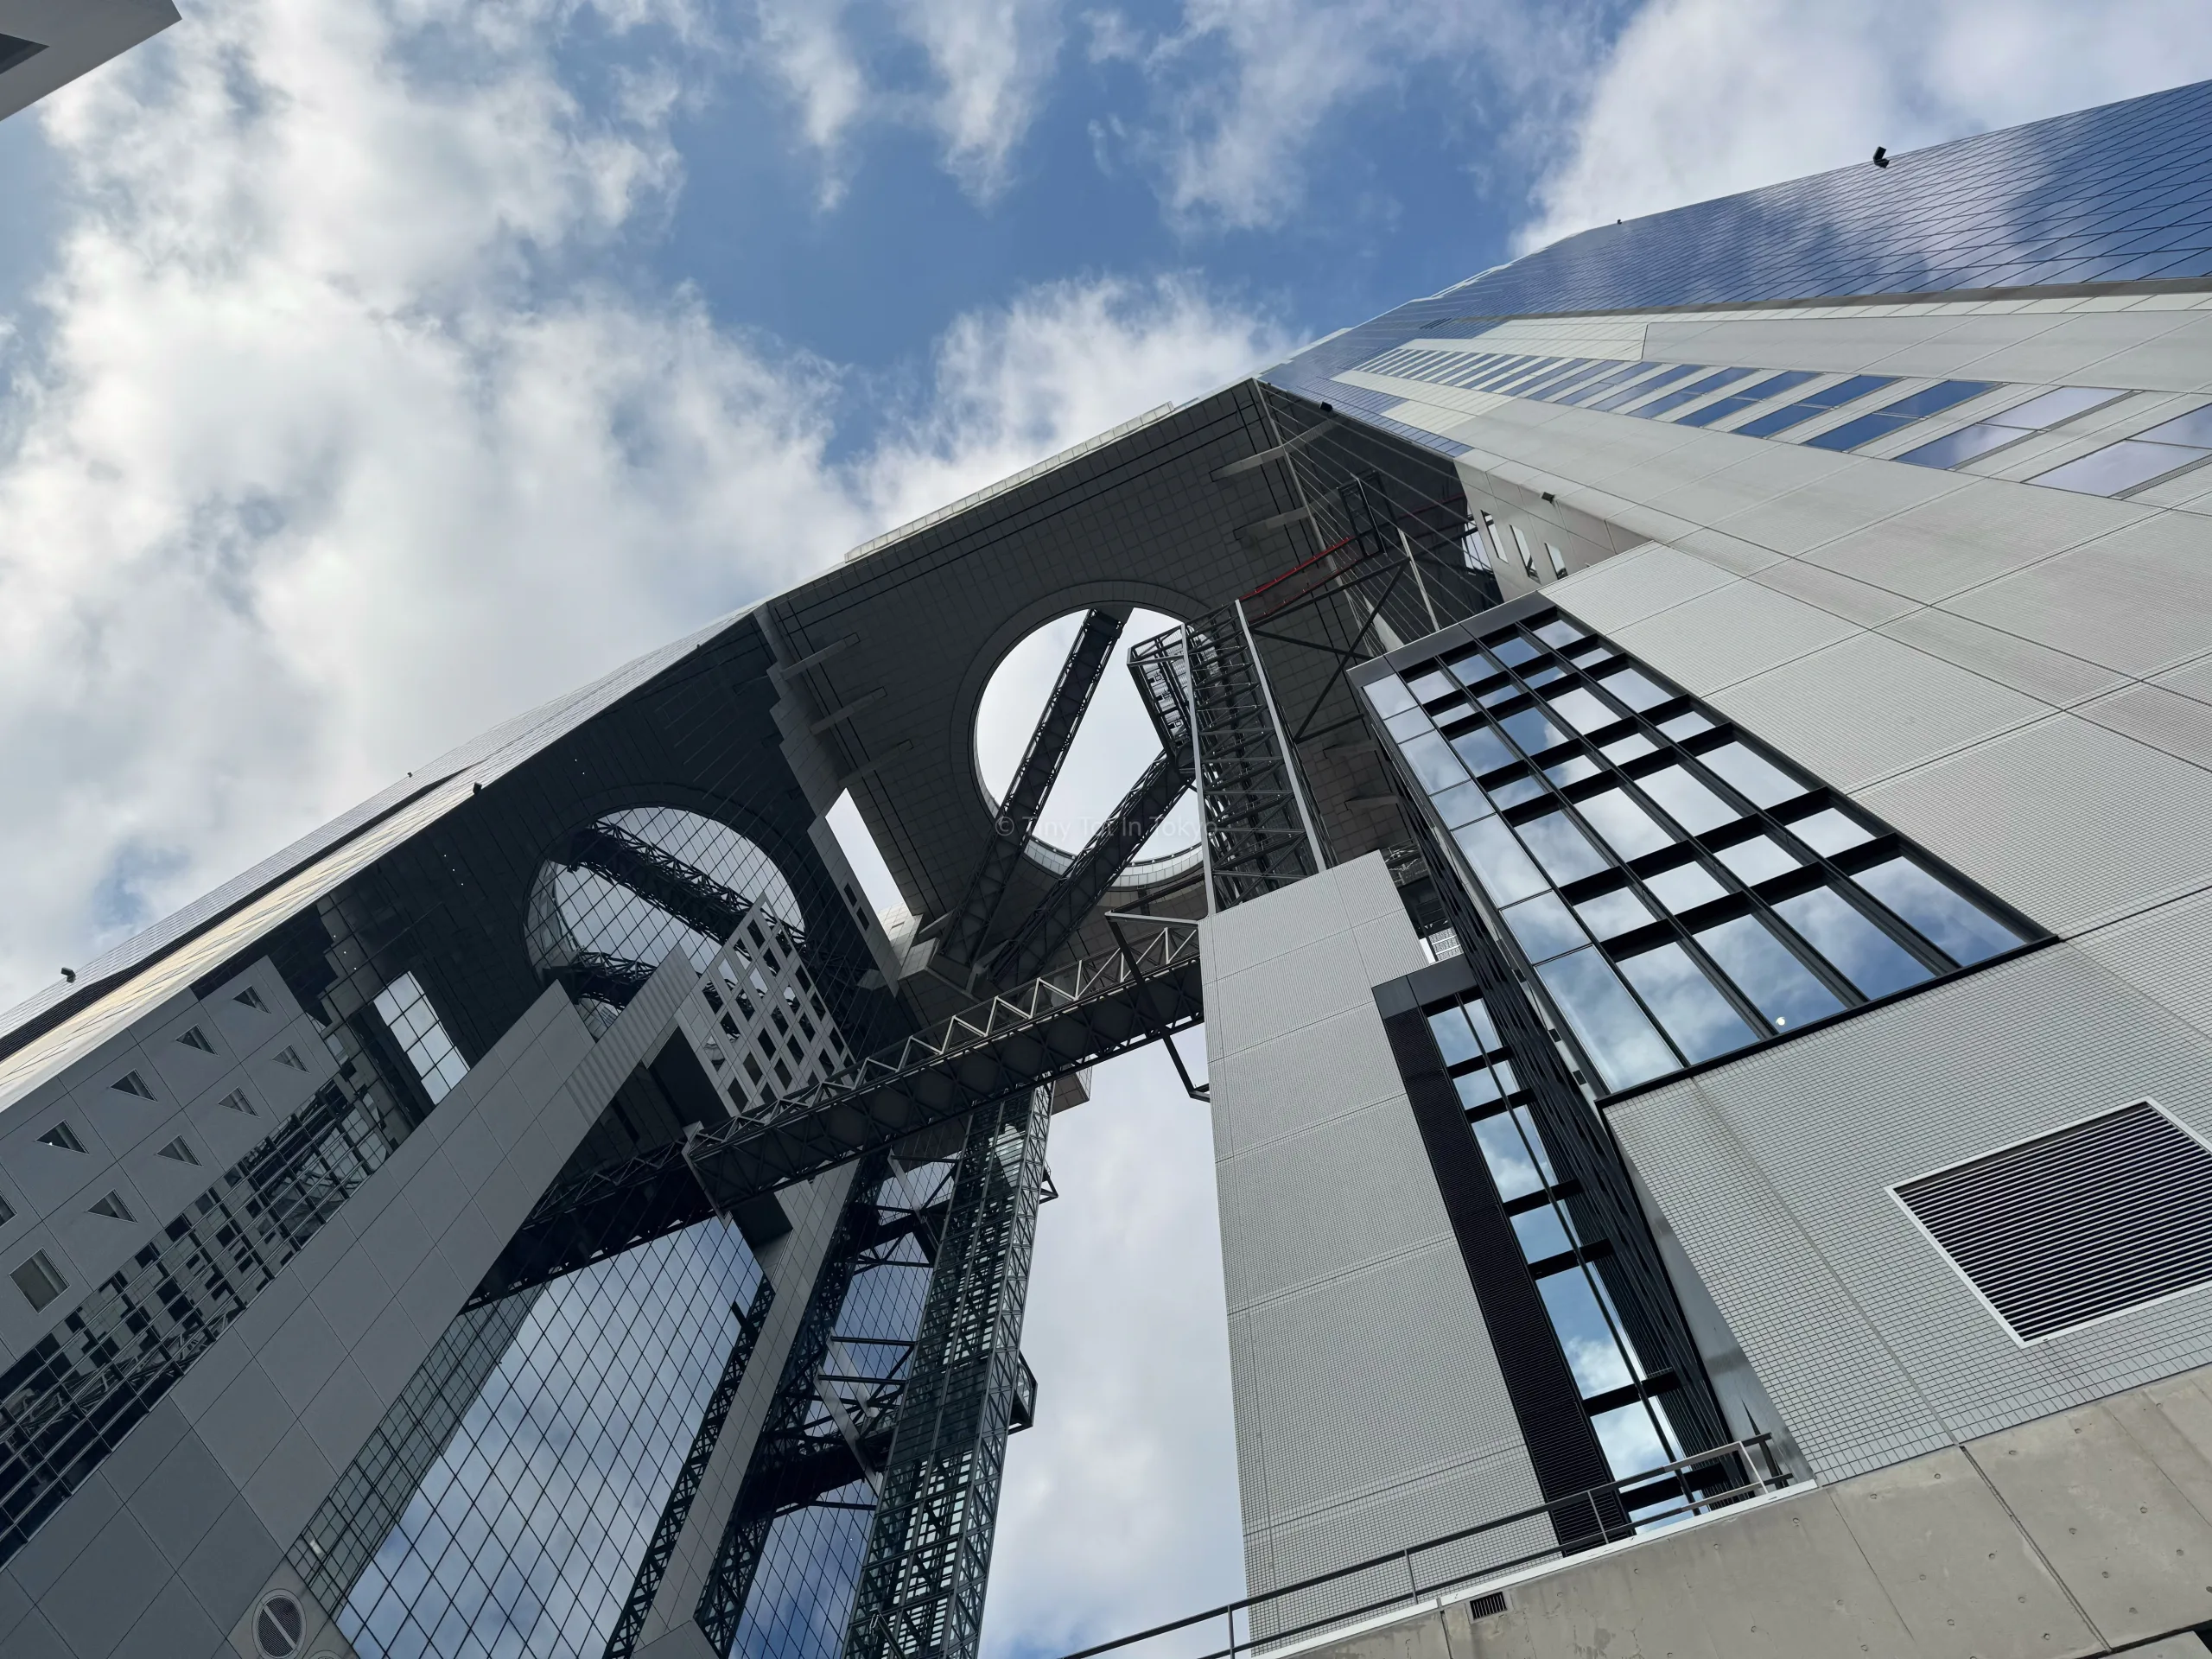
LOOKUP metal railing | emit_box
[1048,1437,1790,1659]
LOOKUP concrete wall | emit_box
[1205,855,1552,1626]
[1288,1358,2212,1659]
[1324,291,2212,1488]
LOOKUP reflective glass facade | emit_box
[332,1224,761,1659]
[1267,79,2212,425]
[1362,607,2041,1096]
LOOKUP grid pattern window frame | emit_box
[1362,605,2046,1099]
[1423,990,1690,1498]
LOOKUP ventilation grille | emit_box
[1897,1100,2212,1342]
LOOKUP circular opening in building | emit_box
[974,607,1201,885]
[255,1594,304,1658]
[525,807,803,1027]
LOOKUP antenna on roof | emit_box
[1872,146,1890,168]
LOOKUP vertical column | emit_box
[841,1094,1049,1659]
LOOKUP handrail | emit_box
[1047,1436,1789,1659]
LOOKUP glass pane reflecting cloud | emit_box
[1537,950,1677,1090]
[1517,812,1609,884]
[1637,766,1737,834]
[1617,944,1758,1062]
[1699,742,1803,808]
[1451,725,1516,775]
[1776,887,1929,998]
[1398,731,1465,792]
[1575,887,1656,940]
[1503,892,1588,962]
[1643,861,1726,912]
[1538,1270,1637,1395]
[1855,857,2022,965]
[1454,817,1548,904]
[1694,915,1843,1030]
[1472,1113,1545,1201]
[1577,790,1674,860]
[1715,836,1798,884]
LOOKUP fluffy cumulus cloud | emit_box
[0,0,1282,1012]
[1520,0,2212,251]
[1088,0,1613,233]
[748,0,1066,201]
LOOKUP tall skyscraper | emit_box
[5,73,2212,1659]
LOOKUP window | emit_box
[273,1046,308,1071]
[1897,385,2126,470]
[1630,366,1756,421]
[235,985,270,1012]
[157,1137,200,1165]
[37,1123,86,1153]
[1432,992,1684,1481]
[176,1027,215,1052]
[219,1089,257,1115]
[2029,404,2212,498]
[0,35,47,77]
[1674,369,1818,429]
[1734,375,1897,438]
[1367,607,2038,1097]
[1590,363,1703,412]
[111,1071,155,1098]
[11,1252,66,1312]
[1510,524,1538,579]
[1802,380,1996,452]
[1896,1101,2212,1342]
[89,1191,135,1221]
[0,1193,10,1226]
[372,972,470,1103]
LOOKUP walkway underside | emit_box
[467,918,1200,1307]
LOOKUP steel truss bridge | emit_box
[468,914,1200,1309]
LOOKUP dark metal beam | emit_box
[937,606,1129,969]
[843,1094,1051,1659]
[564,818,753,946]
[687,917,1199,1213]
[549,952,658,1009]
[471,919,1203,1306]
[985,752,1189,985]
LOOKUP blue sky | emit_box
[1,3,2209,1657]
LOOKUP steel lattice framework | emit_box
[695,1166,891,1655]
[985,748,1189,985]
[843,1093,1050,1659]
[466,918,1201,1307]
[550,951,659,1009]
[937,606,1129,972]
[1131,612,1323,912]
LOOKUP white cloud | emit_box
[986,1039,1243,1659]
[902,0,1068,199]
[1520,0,2212,253]
[0,0,1280,1011]
[745,0,1067,203]
[1095,0,1605,233]
[749,0,872,203]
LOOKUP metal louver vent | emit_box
[1896,1100,2212,1343]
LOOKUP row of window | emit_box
[1365,612,2034,1096]
[696,915,852,1113]
[1426,991,1684,1493]
[1348,341,2212,500]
